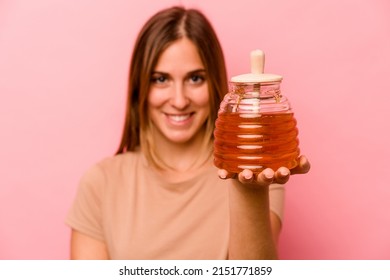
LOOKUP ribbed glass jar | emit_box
[213,81,300,175]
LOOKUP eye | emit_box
[151,74,169,84]
[188,74,206,85]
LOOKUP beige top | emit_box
[66,150,285,259]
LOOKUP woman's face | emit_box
[147,38,210,145]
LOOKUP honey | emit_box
[214,111,300,174]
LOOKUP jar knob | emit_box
[251,49,265,74]
[231,49,282,83]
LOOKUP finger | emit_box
[218,169,237,179]
[274,167,290,184]
[238,169,254,183]
[255,168,275,186]
[291,155,311,175]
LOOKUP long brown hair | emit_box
[116,6,228,167]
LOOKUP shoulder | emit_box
[80,151,142,186]
[96,151,140,171]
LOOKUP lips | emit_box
[165,113,193,124]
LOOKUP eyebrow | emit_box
[152,69,206,76]
[189,69,206,73]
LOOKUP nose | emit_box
[170,82,189,109]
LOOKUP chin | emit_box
[167,136,193,144]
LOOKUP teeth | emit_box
[168,114,190,122]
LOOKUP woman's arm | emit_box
[70,230,109,259]
[228,180,277,259]
[223,155,310,259]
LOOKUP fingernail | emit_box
[264,170,274,179]
[281,169,289,176]
[218,170,227,179]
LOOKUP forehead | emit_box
[154,38,205,73]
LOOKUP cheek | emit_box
[193,87,210,107]
[147,89,166,109]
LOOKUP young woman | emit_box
[66,6,310,260]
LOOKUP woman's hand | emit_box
[218,155,310,187]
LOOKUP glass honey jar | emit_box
[214,50,300,175]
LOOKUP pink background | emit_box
[1,0,389,259]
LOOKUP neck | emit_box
[155,142,213,184]
[148,128,212,173]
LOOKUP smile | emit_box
[165,113,193,123]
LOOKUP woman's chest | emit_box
[103,171,231,259]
